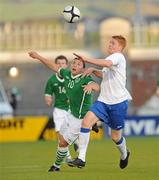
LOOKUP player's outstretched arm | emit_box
[73,53,112,68]
[93,69,102,78]
[28,51,59,72]
[82,67,102,78]
[82,82,100,94]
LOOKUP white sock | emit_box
[116,137,127,160]
[78,130,90,162]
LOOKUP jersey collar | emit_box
[56,73,64,82]
[71,73,82,79]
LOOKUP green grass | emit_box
[0,137,159,180]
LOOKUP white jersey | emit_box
[98,52,132,104]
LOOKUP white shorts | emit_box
[53,108,69,132]
[60,112,82,145]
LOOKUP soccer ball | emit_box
[63,6,80,23]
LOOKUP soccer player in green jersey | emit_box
[29,51,100,172]
[44,55,73,163]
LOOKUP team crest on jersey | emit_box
[54,83,58,86]
[75,77,81,83]
[65,76,69,79]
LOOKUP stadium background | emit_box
[0,0,159,179]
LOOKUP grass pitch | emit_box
[0,137,159,180]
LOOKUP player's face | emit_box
[107,38,122,54]
[56,59,68,69]
[71,59,84,75]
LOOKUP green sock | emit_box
[54,146,68,168]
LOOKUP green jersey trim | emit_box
[56,73,64,82]
[79,91,86,119]
[71,73,82,79]
[45,94,52,96]
[58,68,62,75]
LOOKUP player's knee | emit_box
[59,140,68,147]
[111,134,120,143]
[58,136,68,147]
[81,119,91,128]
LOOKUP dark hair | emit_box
[112,35,127,50]
[74,57,85,68]
[55,55,68,64]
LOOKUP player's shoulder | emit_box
[107,52,124,59]
[48,74,56,80]
[59,68,70,75]
[106,52,126,66]
[46,74,57,83]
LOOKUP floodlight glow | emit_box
[9,67,19,78]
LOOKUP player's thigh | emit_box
[53,108,68,132]
[82,111,99,128]
[89,101,109,125]
[60,113,82,145]
[108,100,128,130]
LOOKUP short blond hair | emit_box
[112,35,127,50]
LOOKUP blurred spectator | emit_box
[10,87,21,116]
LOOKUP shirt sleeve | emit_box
[58,68,70,79]
[44,76,54,95]
[82,76,94,85]
[105,53,120,65]
[157,79,159,87]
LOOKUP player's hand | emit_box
[82,84,93,94]
[73,53,85,61]
[82,68,94,78]
[28,51,40,59]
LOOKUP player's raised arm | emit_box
[82,82,100,94]
[28,51,59,72]
[92,69,102,78]
[82,67,102,78]
[73,53,112,68]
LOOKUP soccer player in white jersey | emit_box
[28,51,100,172]
[71,35,132,169]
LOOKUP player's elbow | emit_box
[104,60,113,68]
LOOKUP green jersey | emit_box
[59,68,93,119]
[44,73,69,111]
[157,79,159,87]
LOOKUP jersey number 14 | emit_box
[58,86,66,94]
